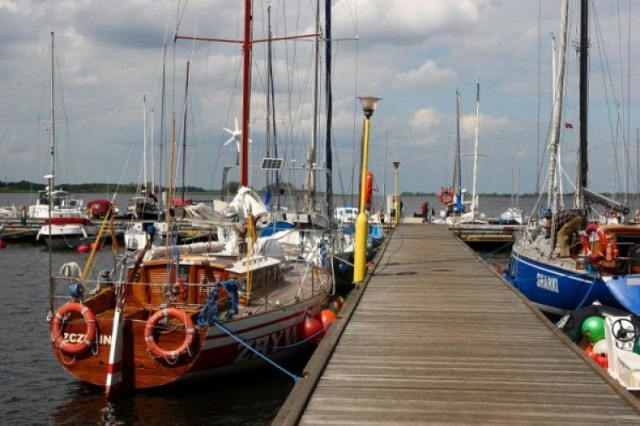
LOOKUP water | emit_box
[0,193,316,424]
[0,242,315,424]
[0,193,527,423]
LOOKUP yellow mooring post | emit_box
[353,96,380,284]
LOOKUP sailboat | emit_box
[35,32,98,249]
[47,3,336,395]
[506,0,640,317]
[433,88,517,249]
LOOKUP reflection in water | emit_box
[51,346,315,424]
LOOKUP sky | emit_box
[1,0,638,197]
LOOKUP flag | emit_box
[565,122,573,129]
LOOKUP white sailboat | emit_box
[35,32,97,249]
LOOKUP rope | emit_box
[481,242,514,260]
[211,321,300,383]
[575,275,600,310]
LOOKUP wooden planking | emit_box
[275,224,640,425]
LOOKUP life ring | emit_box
[438,188,454,205]
[582,224,607,262]
[144,308,195,360]
[50,302,96,356]
[365,172,374,205]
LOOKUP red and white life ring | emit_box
[365,172,374,205]
[144,308,195,360]
[582,224,607,262]
[50,302,96,356]
[438,188,454,205]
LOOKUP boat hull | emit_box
[508,251,624,316]
[52,292,326,390]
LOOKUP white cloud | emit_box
[392,61,456,91]
[0,0,636,196]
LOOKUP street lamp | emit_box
[353,96,381,284]
[393,161,400,224]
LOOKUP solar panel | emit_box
[260,158,284,170]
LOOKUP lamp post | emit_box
[353,96,380,284]
[393,161,400,224]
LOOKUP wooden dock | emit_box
[274,224,640,424]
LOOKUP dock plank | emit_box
[274,224,640,424]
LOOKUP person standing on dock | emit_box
[421,201,429,223]
[19,205,26,226]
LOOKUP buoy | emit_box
[336,261,351,277]
[299,315,323,343]
[0,240,6,250]
[592,339,607,356]
[594,353,608,370]
[327,295,344,314]
[317,309,337,333]
[77,244,90,254]
[584,344,594,357]
[581,316,605,344]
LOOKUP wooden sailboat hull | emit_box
[51,293,326,390]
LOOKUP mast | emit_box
[304,0,321,211]
[577,0,589,208]
[143,95,147,191]
[471,77,480,218]
[50,31,56,190]
[158,45,167,215]
[453,90,461,200]
[547,0,569,212]
[181,61,190,204]
[240,0,252,187]
[266,5,282,210]
[325,0,333,220]
[265,5,273,195]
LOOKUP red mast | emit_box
[240,0,252,187]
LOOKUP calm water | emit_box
[0,242,312,424]
[0,193,527,424]
[0,193,313,424]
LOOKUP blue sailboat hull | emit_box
[507,251,625,315]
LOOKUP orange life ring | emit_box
[438,188,454,205]
[365,172,374,204]
[50,302,96,356]
[582,224,607,262]
[144,308,195,360]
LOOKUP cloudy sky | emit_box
[1,0,638,197]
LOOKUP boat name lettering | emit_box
[63,332,111,346]
[536,273,559,293]
[234,326,297,362]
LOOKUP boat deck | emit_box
[275,223,640,424]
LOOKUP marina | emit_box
[275,223,640,424]
[2,0,640,424]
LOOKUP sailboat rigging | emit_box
[507,0,640,318]
[46,2,338,394]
